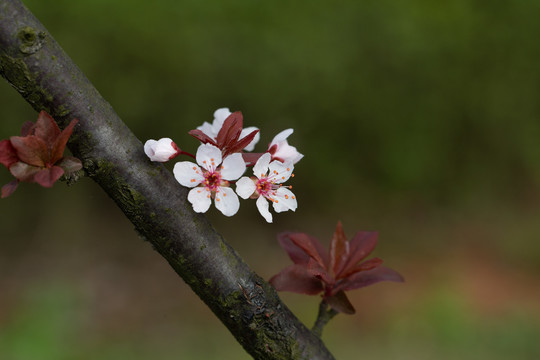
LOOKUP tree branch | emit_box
[0,1,335,358]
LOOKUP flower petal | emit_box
[213,107,232,125]
[235,176,256,199]
[220,153,246,180]
[187,187,212,213]
[253,153,271,179]
[239,126,260,152]
[256,195,273,223]
[196,143,222,171]
[173,161,204,187]
[272,187,297,213]
[268,160,294,184]
[269,129,294,146]
[214,186,240,216]
[144,138,179,162]
[269,264,324,295]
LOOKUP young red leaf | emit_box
[225,128,259,155]
[325,290,355,314]
[341,231,379,274]
[216,112,243,149]
[20,121,35,136]
[1,179,19,198]
[9,136,48,167]
[0,140,19,168]
[338,257,383,279]
[241,152,264,166]
[289,232,329,268]
[307,258,334,287]
[33,166,64,188]
[269,264,324,295]
[56,156,82,173]
[334,266,404,294]
[188,129,218,146]
[9,162,41,182]
[330,221,349,276]
[34,110,61,145]
[51,119,78,163]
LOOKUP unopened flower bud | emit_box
[144,138,180,162]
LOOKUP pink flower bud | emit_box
[144,138,180,162]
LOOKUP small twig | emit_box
[312,300,339,337]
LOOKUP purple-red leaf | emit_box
[226,128,259,155]
[33,166,64,188]
[269,264,324,295]
[330,221,349,276]
[216,112,243,148]
[20,121,35,136]
[341,231,379,274]
[338,257,383,279]
[325,290,356,314]
[289,232,329,268]
[56,156,82,173]
[1,179,19,198]
[334,266,404,294]
[307,258,334,287]
[188,129,217,146]
[0,140,19,168]
[34,111,61,145]
[9,136,48,167]
[242,152,265,166]
[9,162,41,182]
[51,119,78,163]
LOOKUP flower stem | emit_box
[312,300,339,337]
[179,150,196,159]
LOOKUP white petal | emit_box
[220,153,246,180]
[144,139,158,158]
[188,187,212,213]
[239,126,260,152]
[150,138,179,162]
[214,187,240,216]
[253,153,272,179]
[268,160,294,184]
[173,161,204,187]
[196,143,222,170]
[272,187,297,213]
[270,129,294,147]
[213,108,232,123]
[256,196,273,223]
[196,122,217,138]
[274,143,304,164]
[235,176,257,199]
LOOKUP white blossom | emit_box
[236,153,297,223]
[144,138,180,162]
[268,129,303,164]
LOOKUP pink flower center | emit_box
[203,170,222,192]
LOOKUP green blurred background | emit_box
[1,0,540,358]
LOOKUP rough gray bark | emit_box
[0,0,336,359]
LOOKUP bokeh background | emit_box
[2,0,540,359]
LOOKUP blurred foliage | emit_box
[2,0,540,359]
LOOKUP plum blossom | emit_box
[144,138,180,162]
[236,153,297,223]
[173,143,246,216]
[268,129,303,164]
[196,108,260,152]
